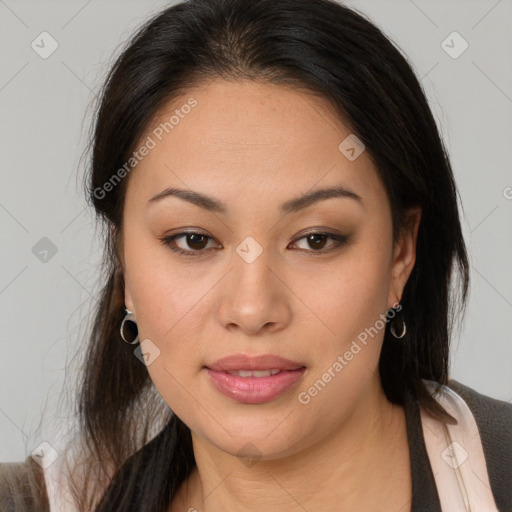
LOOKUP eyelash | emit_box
[158,230,348,257]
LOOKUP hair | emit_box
[2,0,471,510]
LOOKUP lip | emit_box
[205,354,306,372]
[204,354,307,404]
[204,367,307,404]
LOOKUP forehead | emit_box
[126,78,384,210]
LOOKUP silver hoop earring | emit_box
[120,308,139,344]
[390,306,407,339]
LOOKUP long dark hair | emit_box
[65,0,470,509]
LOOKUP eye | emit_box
[159,231,219,256]
[289,231,348,254]
[159,230,348,257]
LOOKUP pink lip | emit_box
[205,367,307,404]
[205,353,305,372]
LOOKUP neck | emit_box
[173,375,411,512]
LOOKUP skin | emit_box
[120,78,421,512]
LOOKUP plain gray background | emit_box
[1,0,511,462]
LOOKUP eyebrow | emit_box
[147,185,363,214]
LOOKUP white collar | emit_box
[421,379,499,511]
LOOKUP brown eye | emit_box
[160,231,218,256]
[306,233,329,250]
[185,233,209,250]
[290,231,348,253]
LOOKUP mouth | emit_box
[205,353,306,373]
[203,366,307,404]
[209,368,305,377]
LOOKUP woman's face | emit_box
[121,78,420,459]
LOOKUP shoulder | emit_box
[446,378,512,430]
[0,456,50,511]
[446,378,512,512]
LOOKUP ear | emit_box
[387,206,422,308]
[111,223,135,313]
[124,280,135,313]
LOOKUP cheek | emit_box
[294,239,392,355]
[123,229,228,363]
[294,262,389,426]
[290,255,391,436]
[123,226,214,340]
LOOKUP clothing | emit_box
[407,379,512,511]
[1,378,511,511]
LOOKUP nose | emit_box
[216,243,292,335]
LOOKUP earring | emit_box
[120,308,140,344]
[390,305,407,339]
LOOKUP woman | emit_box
[1,0,510,510]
